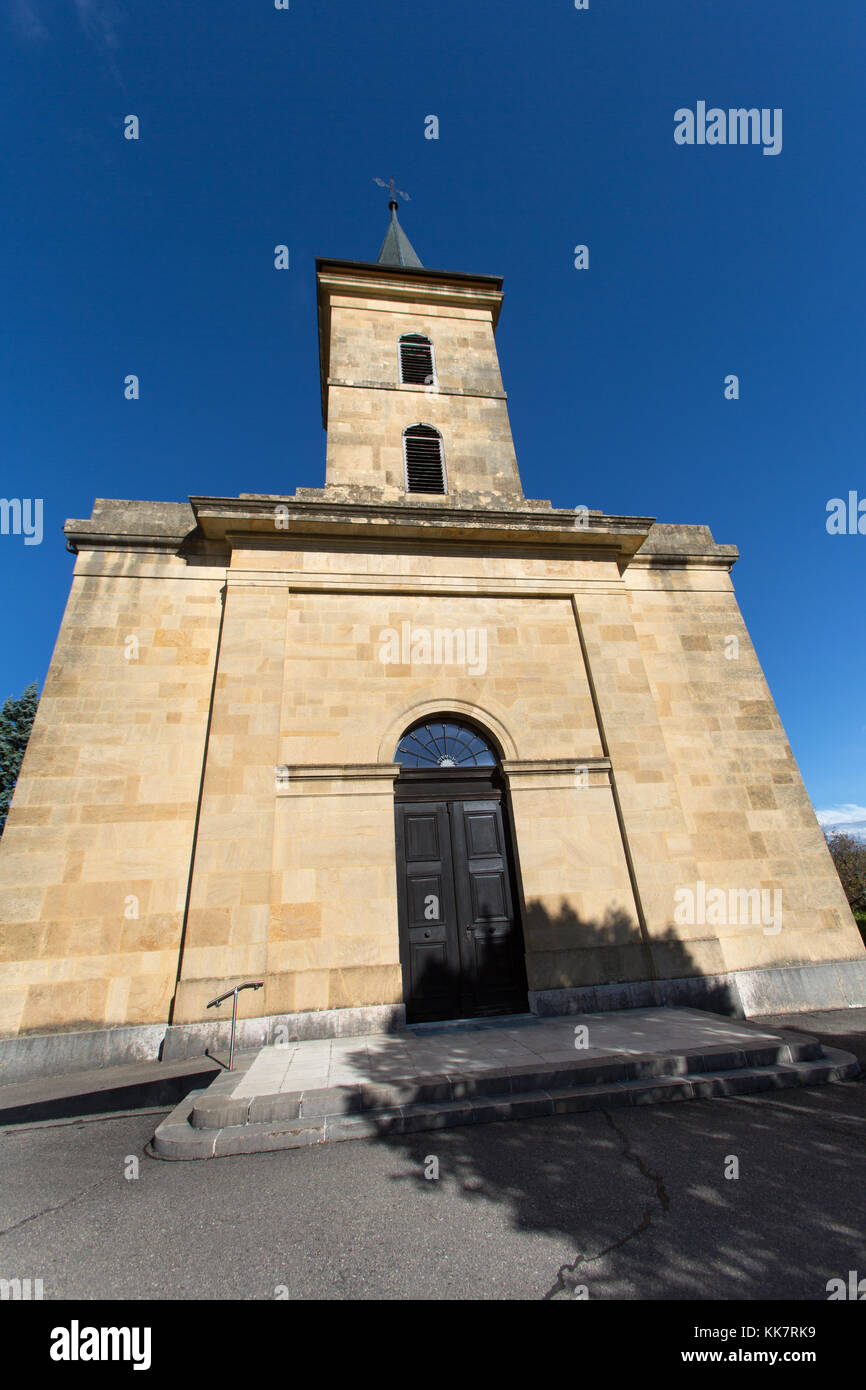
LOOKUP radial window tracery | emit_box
[395,720,497,769]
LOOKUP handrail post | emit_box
[205,980,264,1071]
[229,987,239,1072]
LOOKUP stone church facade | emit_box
[1,207,862,1072]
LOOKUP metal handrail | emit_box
[206,980,264,1071]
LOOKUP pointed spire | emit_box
[377,199,423,268]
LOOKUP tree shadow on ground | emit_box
[336,900,866,1300]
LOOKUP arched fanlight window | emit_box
[403,424,446,494]
[395,720,497,769]
[399,333,435,386]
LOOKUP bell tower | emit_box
[316,196,525,506]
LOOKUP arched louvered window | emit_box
[403,425,446,495]
[395,720,498,769]
[399,333,435,386]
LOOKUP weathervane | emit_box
[374,175,411,205]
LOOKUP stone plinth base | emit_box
[529,957,866,1020]
[2,959,863,1084]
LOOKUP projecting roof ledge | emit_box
[64,499,198,548]
[636,522,739,562]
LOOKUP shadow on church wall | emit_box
[518,897,738,1016]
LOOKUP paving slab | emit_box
[223,1007,814,1098]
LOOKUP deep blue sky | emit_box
[1,0,863,829]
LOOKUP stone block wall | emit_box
[170,580,288,1023]
[0,549,224,1037]
[623,562,862,973]
[169,542,637,1023]
[0,510,860,1044]
[268,769,403,1016]
[504,762,644,992]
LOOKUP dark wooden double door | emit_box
[395,776,528,1023]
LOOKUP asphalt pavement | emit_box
[1,1031,864,1300]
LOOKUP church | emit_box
[1,200,863,1074]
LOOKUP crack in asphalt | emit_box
[0,1174,116,1239]
[542,1110,670,1300]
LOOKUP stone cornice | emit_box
[629,552,738,572]
[502,758,612,788]
[63,498,737,575]
[275,763,400,797]
[64,499,199,555]
[274,759,614,794]
[65,534,186,555]
[276,763,399,780]
[502,758,611,774]
[190,495,654,559]
[316,258,504,305]
[633,522,739,570]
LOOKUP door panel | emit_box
[395,803,462,1022]
[405,812,441,860]
[451,800,527,1017]
[396,793,527,1022]
[469,871,508,921]
[464,810,502,858]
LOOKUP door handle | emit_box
[464,923,473,936]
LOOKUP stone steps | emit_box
[188,1036,824,1128]
[148,1038,859,1161]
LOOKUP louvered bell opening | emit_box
[404,427,446,494]
[399,336,434,385]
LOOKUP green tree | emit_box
[825,829,866,943]
[0,683,39,837]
